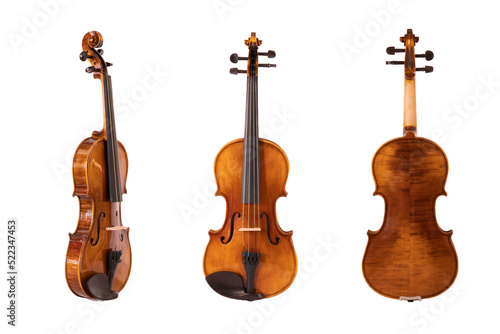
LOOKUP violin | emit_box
[362,29,458,301]
[65,31,131,300]
[203,33,297,301]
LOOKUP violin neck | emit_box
[241,73,260,204]
[403,77,417,135]
[102,74,122,203]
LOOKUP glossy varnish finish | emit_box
[363,29,458,300]
[66,137,131,299]
[363,132,458,299]
[65,31,131,300]
[203,138,297,298]
[203,33,297,300]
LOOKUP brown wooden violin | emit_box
[362,29,458,301]
[203,33,297,301]
[65,31,131,300]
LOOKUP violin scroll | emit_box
[79,31,110,78]
[82,31,103,49]
[244,32,262,48]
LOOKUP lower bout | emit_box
[204,240,297,298]
[66,240,132,299]
[362,248,458,299]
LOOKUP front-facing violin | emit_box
[203,33,297,301]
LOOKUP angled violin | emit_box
[362,29,458,301]
[203,33,297,301]
[65,31,131,300]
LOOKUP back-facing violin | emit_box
[362,29,458,301]
[65,31,131,300]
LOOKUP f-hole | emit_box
[221,212,240,244]
[90,212,105,246]
[260,212,279,245]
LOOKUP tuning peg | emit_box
[230,53,248,63]
[258,64,276,68]
[416,50,434,61]
[416,66,433,73]
[80,49,104,61]
[386,47,404,55]
[85,66,97,73]
[106,62,113,67]
[258,50,276,58]
[230,68,247,75]
[79,51,89,61]
[386,61,404,65]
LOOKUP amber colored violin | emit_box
[65,31,131,300]
[203,33,297,301]
[362,29,458,301]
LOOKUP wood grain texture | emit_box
[404,78,416,130]
[362,132,458,299]
[65,136,131,299]
[203,138,297,298]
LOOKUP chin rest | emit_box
[85,250,122,301]
[206,271,264,301]
[86,273,119,301]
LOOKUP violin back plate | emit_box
[363,134,458,299]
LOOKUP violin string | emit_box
[255,73,260,254]
[254,73,258,254]
[248,73,252,253]
[242,73,250,252]
[247,73,252,254]
[248,73,253,254]
[251,73,256,254]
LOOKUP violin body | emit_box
[66,134,131,299]
[203,138,297,298]
[363,132,458,299]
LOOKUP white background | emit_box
[1,0,499,333]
